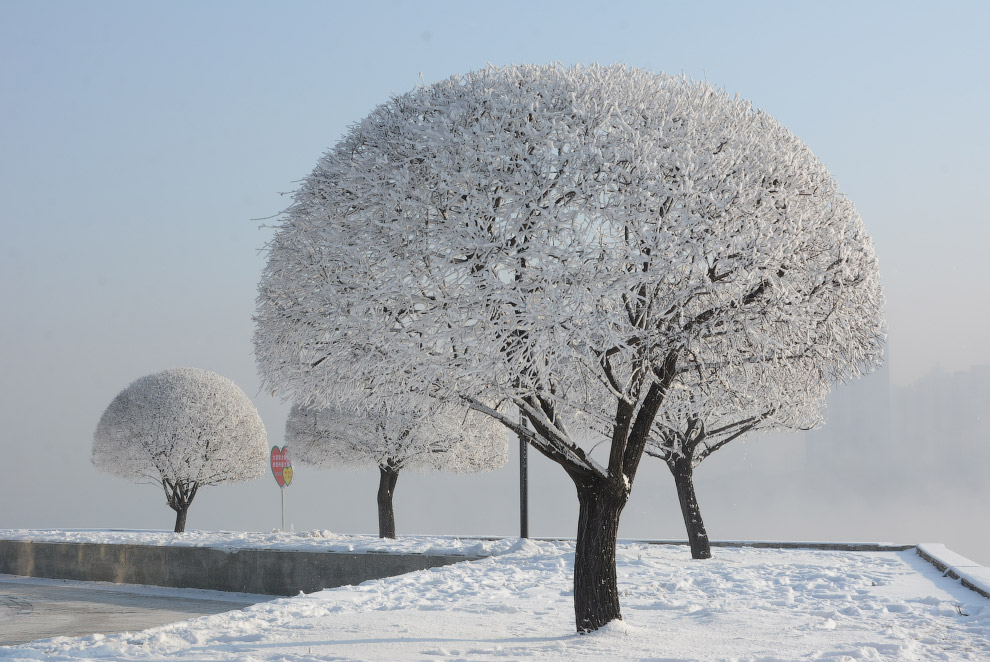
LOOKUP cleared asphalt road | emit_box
[0,574,270,646]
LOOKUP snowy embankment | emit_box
[2,538,988,661]
[918,543,990,599]
[0,528,510,557]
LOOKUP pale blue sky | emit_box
[2,1,988,562]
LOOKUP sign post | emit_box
[270,446,293,531]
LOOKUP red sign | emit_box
[271,446,293,487]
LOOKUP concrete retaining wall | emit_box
[630,539,916,552]
[916,544,990,599]
[0,540,481,596]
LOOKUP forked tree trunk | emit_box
[572,475,628,633]
[163,478,198,533]
[669,456,712,560]
[377,466,400,539]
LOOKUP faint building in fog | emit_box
[804,359,893,492]
[891,364,990,491]
[802,359,990,496]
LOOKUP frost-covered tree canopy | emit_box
[285,396,508,474]
[647,359,832,468]
[93,367,268,487]
[254,63,885,630]
[286,393,506,538]
[255,63,884,478]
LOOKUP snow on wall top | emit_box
[0,528,519,557]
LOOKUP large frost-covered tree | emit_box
[93,368,268,532]
[285,397,507,538]
[254,64,885,632]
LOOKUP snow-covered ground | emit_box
[0,575,267,646]
[2,536,988,661]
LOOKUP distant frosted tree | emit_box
[285,396,507,538]
[646,362,831,559]
[255,64,885,631]
[93,368,268,532]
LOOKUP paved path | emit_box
[0,574,269,646]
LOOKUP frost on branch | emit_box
[649,360,831,470]
[285,395,507,537]
[93,367,268,532]
[285,397,507,474]
[254,63,885,630]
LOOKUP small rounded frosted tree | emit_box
[646,361,833,559]
[93,367,268,532]
[286,396,507,538]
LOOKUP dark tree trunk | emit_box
[377,466,400,539]
[669,456,711,560]
[173,505,189,533]
[163,478,197,534]
[572,475,628,633]
[511,353,676,633]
